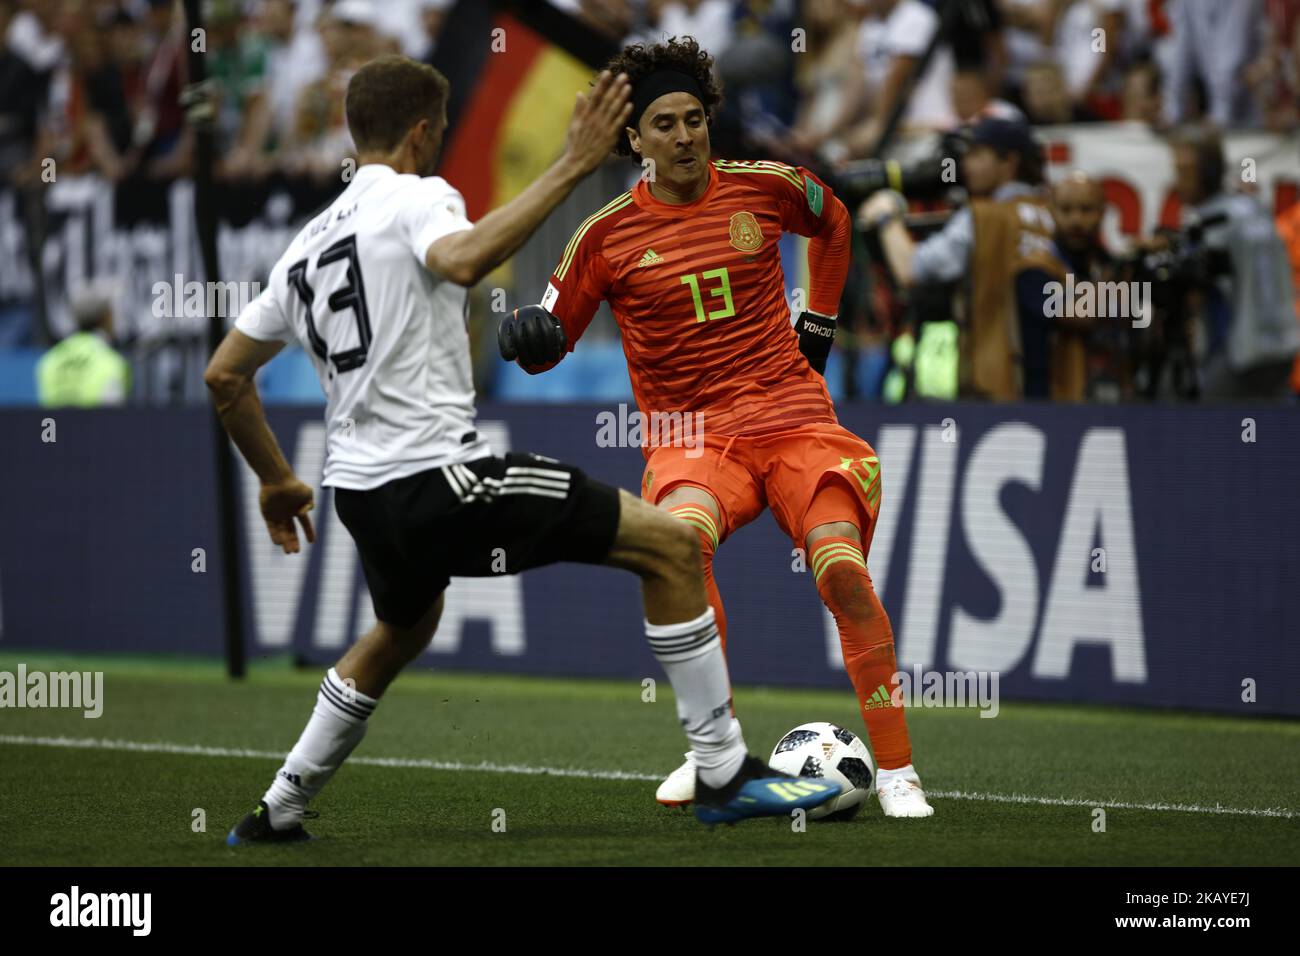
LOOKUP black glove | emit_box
[498,305,566,369]
[796,311,837,375]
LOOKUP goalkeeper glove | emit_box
[498,305,567,369]
[796,310,837,375]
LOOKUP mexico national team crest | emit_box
[728,211,763,253]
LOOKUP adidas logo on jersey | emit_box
[637,248,665,267]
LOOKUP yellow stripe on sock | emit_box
[669,506,719,549]
[811,541,862,574]
[813,553,868,583]
[810,542,865,580]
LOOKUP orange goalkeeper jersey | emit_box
[537,159,850,441]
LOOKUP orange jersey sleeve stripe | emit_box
[556,192,634,281]
[714,160,803,190]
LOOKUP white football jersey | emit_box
[235,164,491,489]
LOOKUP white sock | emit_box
[646,607,746,788]
[876,763,918,782]
[263,667,377,829]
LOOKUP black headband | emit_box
[631,69,705,127]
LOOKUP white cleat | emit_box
[655,752,696,807]
[876,764,935,818]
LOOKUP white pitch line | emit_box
[0,734,663,782]
[1,734,1295,819]
[926,788,1298,819]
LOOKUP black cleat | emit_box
[226,801,314,846]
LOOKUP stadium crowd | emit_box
[2,0,1298,403]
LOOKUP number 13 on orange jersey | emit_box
[680,267,735,323]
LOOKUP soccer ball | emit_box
[768,721,875,820]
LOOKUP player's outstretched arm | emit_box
[424,71,632,286]
[797,191,852,375]
[205,329,316,555]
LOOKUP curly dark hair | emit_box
[601,36,723,162]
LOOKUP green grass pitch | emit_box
[1,652,1297,866]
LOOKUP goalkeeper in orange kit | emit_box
[498,37,932,817]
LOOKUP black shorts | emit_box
[334,452,621,629]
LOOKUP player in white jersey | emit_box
[204,55,838,841]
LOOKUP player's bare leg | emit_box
[335,594,445,698]
[805,516,933,818]
[605,488,709,624]
[647,485,734,806]
[227,596,445,844]
[605,489,838,822]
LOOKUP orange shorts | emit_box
[641,422,882,546]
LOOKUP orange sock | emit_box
[809,535,911,769]
[667,503,727,650]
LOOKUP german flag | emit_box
[433,1,618,227]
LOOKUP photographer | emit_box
[1043,173,1122,401]
[859,116,1064,400]
[1167,126,1299,400]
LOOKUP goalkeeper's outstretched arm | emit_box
[798,192,852,375]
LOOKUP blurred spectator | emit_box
[1021,60,1098,123]
[571,0,635,42]
[368,0,429,60]
[1120,56,1163,126]
[34,7,104,179]
[207,0,274,179]
[1168,126,1298,399]
[416,0,452,63]
[998,0,1056,91]
[1,0,57,184]
[713,0,800,140]
[645,0,734,53]
[811,0,957,160]
[258,0,326,149]
[950,66,1025,125]
[4,0,63,73]
[1243,0,1300,131]
[789,0,863,153]
[1001,0,1123,115]
[1054,0,1123,109]
[36,281,130,407]
[946,0,1007,89]
[1165,0,1263,127]
[79,9,139,180]
[282,0,384,182]
[854,0,957,141]
[1117,0,1176,80]
[130,0,191,178]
